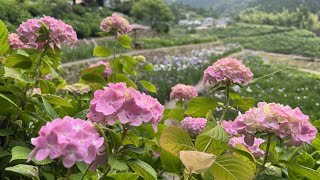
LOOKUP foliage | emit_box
[238,8,320,35]
[212,23,320,58]
[131,0,174,33]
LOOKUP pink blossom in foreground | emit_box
[100,13,132,34]
[28,116,104,168]
[181,117,207,136]
[222,102,317,146]
[170,84,198,101]
[203,58,253,85]
[88,61,113,78]
[87,83,164,132]
[15,16,77,49]
[229,135,265,158]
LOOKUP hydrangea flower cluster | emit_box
[170,84,198,101]
[203,58,253,85]
[28,116,104,168]
[11,16,77,49]
[63,83,91,95]
[87,83,164,131]
[100,13,132,34]
[222,102,317,146]
[181,117,207,136]
[88,61,113,78]
[8,33,29,49]
[228,135,265,158]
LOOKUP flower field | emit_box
[1,11,320,180]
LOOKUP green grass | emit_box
[210,23,320,58]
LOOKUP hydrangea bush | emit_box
[0,12,320,180]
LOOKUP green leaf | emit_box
[0,93,21,111]
[128,159,157,180]
[93,46,112,57]
[41,96,59,119]
[117,34,132,49]
[256,174,287,180]
[112,73,137,89]
[10,146,31,162]
[4,67,36,84]
[0,129,14,136]
[142,64,154,71]
[0,148,10,158]
[233,97,255,111]
[74,109,89,119]
[159,126,195,157]
[195,125,229,155]
[81,73,106,84]
[0,19,9,56]
[292,151,314,169]
[185,97,218,117]
[312,134,320,151]
[43,95,73,108]
[162,107,184,122]
[6,54,33,69]
[76,162,88,174]
[160,150,182,174]
[105,173,139,180]
[39,80,56,94]
[108,156,129,171]
[280,160,320,179]
[139,80,157,93]
[5,164,39,180]
[211,154,255,180]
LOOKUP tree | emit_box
[131,0,174,33]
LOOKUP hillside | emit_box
[168,0,320,16]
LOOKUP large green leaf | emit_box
[4,67,36,84]
[281,160,320,180]
[6,54,33,69]
[0,93,21,111]
[211,154,255,180]
[0,19,9,56]
[139,80,157,93]
[195,125,229,155]
[0,129,14,136]
[10,146,31,162]
[128,159,157,180]
[93,46,112,57]
[39,80,56,94]
[162,107,184,122]
[5,164,39,180]
[160,150,182,174]
[117,34,132,49]
[159,126,195,157]
[108,156,129,171]
[185,97,218,117]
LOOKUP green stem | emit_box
[251,67,291,83]
[66,168,72,180]
[81,162,93,180]
[121,124,129,141]
[219,84,230,124]
[255,134,272,178]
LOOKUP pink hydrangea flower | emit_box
[203,58,253,85]
[87,83,164,132]
[229,135,265,158]
[181,117,207,136]
[88,61,113,78]
[8,33,29,49]
[170,84,198,101]
[100,13,132,34]
[28,116,104,168]
[224,102,317,146]
[15,16,77,49]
